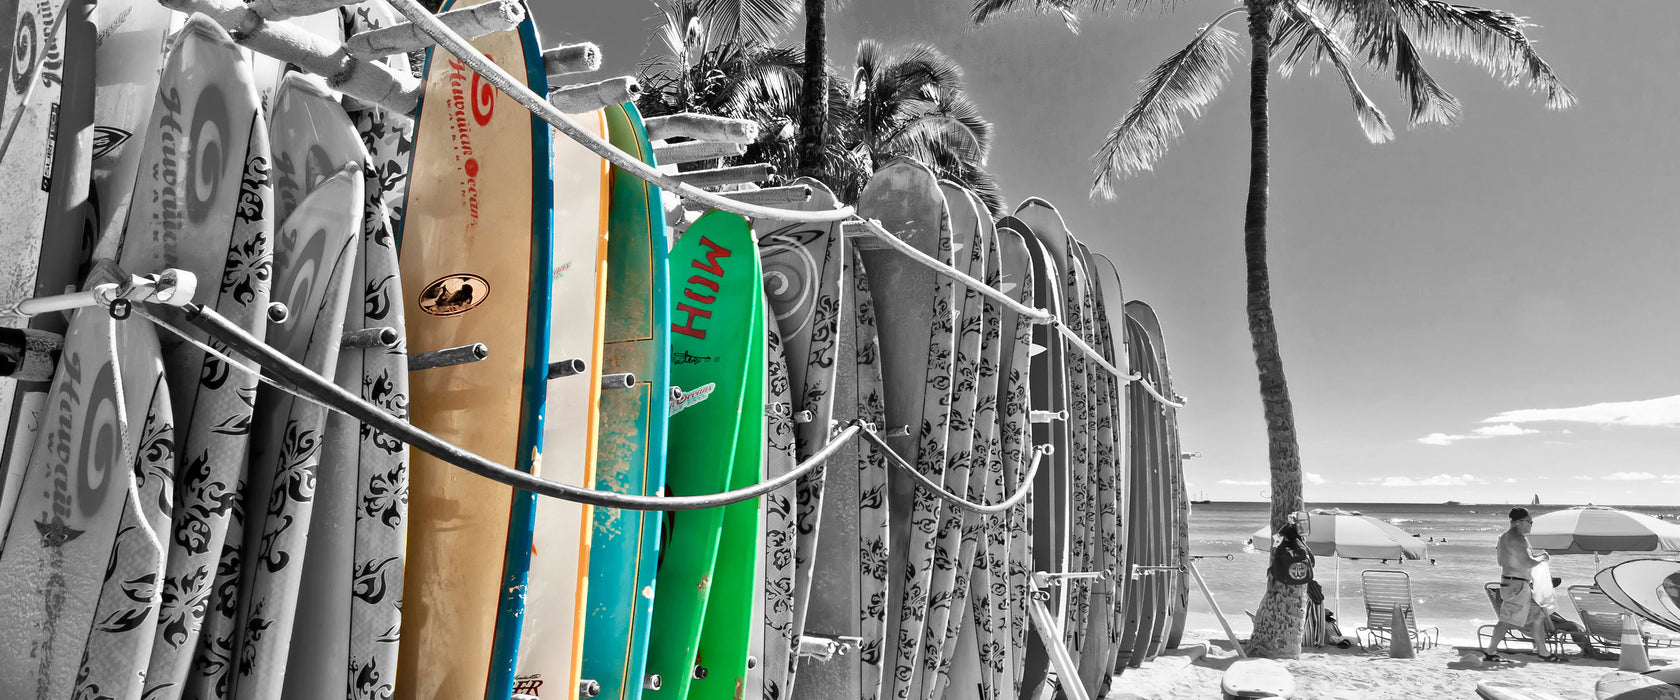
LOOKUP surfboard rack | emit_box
[654,140,748,166]
[601,372,636,390]
[160,0,422,114]
[0,328,62,381]
[544,43,602,77]
[550,77,641,114]
[408,342,488,371]
[342,326,400,349]
[1129,564,1185,580]
[6,268,199,318]
[668,164,779,190]
[547,358,587,379]
[1029,409,1067,424]
[1026,576,1092,700]
[796,634,861,660]
[643,674,662,690]
[344,0,524,59]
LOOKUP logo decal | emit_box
[418,273,489,316]
[668,383,715,417]
[91,125,132,160]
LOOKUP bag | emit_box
[1270,541,1314,585]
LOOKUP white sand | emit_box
[1105,629,1680,700]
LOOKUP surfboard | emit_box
[125,18,274,700]
[855,157,957,700]
[1476,681,1575,700]
[1644,667,1680,686]
[394,1,553,696]
[261,71,394,700]
[913,179,986,700]
[1221,658,1294,699]
[0,268,170,700]
[745,297,795,700]
[1597,671,1680,700]
[992,225,1036,699]
[797,241,890,700]
[1014,199,1095,676]
[1596,559,1680,634]
[1126,300,1175,666]
[644,209,759,700]
[230,165,362,700]
[942,193,1006,700]
[513,105,609,700]
[688,220,765,700]
[577,100,671,700]
[300,8,416,692]
[88,0,175,261]
[998,215,1067,695]
[1088,250,1129,678]
[1067,241,1118,696]
[756,176,845,698]
[0,0,71,491]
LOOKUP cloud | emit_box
[1417,423,1540,446]
[1305,472,1327,485]
[1663,474,1680,484]
[1484,395,1680,429]
[1367,473,1488,487]
[1217,479,1267,486]
[1602,472,1657,481]
[1503,478,1518,483]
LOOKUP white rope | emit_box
[382,0,853,225]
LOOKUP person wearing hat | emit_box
[1482,507,1565,663]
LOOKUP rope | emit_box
[151,300,859,511]
[382,0,852,225]
[856,427,1045,515]
[851,219,1053,325]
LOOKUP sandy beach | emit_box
[1106,630,1680,700]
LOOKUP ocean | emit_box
[1179,502,1680,646]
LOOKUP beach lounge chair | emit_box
[1354,569,1439,651]
[1477,582,1568,656]
[1566,584,1680,650]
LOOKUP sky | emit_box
[534,0,1680,506]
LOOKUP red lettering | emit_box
[671,303,712,339]
[690,236,730,277]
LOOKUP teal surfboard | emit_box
[578,100,671,700]
[644,210,760,700]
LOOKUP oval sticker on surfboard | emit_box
[418,273,489,316]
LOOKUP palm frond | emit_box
[1344,0,1574,110]
[1273,2,1393,143]
[1090,19,1242,198]
[693,0,802,46]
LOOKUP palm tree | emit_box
[850,39,1005,214]
[970,0,1572,658]
[795,0,829,178]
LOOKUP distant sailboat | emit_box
[1532,494,1541,506]
[1191,490,1211,505]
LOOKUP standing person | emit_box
[1482,507,1564,663]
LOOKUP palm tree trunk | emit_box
[795,0,829,178]
[1240,0,1307,660]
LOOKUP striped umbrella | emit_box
[1528,506,1680,555]
[1251,508,1429,560]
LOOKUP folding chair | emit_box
[1567,584,1680,650]
[1476,581,1568,656]
[1354,569,1439,651]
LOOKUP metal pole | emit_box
[1027,575,1090,700]
[1187,561,1245,658]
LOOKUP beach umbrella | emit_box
[1249,509,1430,560]
[1528,506,1680,555]
[1250,508,1430,616]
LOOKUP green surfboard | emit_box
[689,281,765,699]
[644,210,760,700]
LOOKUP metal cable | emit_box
[856,427,1046,515]
[382,0,853,225]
